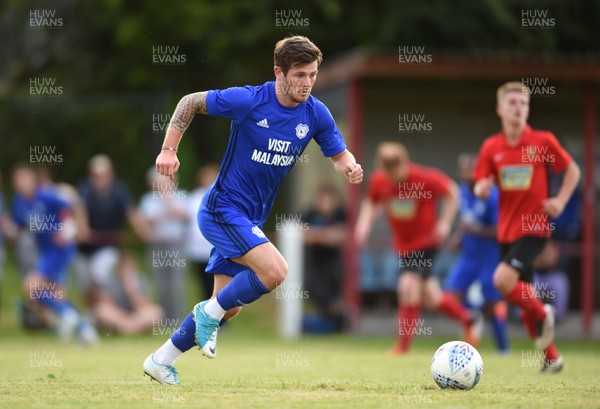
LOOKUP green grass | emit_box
[1,326,599,408]
[1,258,599,408]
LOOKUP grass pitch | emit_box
[1,320,599,409]
[1,263,599,409]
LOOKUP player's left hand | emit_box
[542,197,565,219]
[347,163,363,184]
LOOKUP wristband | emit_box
[161,147,177,152]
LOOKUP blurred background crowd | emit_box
[0,148,582,342]
[0,1,598,342]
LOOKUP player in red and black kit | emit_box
[474,82,580,373]
[356,142,482,355]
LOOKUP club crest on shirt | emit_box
[295,124,309,139]
[251,226,266,238]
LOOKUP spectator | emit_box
[359,221,399,309]
[533,241,568,321]
[183,165,218,300]
[88,251,163,334]
[302,183,346,333]
[532,171,581,322]
[76,155,151,305]
[139,167,188,321]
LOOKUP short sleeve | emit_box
[114,180,134,212]
[426,168,452,198]
[40,190,71,213]
[313,101,347,157]
[474,139,496,182]
[544,133,572,173]
[207,86,255,122]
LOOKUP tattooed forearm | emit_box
[168,91,208,133]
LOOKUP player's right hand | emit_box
[156,150,180,180]
[473,176,494,199]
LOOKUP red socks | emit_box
[520,309,559,361]
[505,281,547,321]
[520,309,537,338]
[437,292,472,326]
[397,304,421,352]
[544,342,560,361]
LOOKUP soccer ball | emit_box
[430,341,483,390]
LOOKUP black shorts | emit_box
[398,248,437,279]
[499,236,548,283]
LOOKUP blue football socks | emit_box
[216,269,270,310]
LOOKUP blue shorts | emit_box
[198,203,269,277]
[445,253,501,303]
[36,244,76,285]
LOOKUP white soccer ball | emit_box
[430,341,483,390]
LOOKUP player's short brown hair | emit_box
[375,142,409,170]
[497,81,530,104]
[274,36,323,74]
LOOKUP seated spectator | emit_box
[140,167,188,321]
[76,155,151,306]
[89,251,163,335]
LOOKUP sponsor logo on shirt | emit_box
[250,138,304,167]
[499,165,533,190]
[389,199,417,219]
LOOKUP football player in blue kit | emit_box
[445,154,509,353]
[144,36,363,384]
[11,164,97,343]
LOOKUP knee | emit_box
[268,258,288,286]
[493,266,515,295]
[399,274,420,303]
[493,270,507,294]
[422,296,437,310]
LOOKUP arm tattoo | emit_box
[169,91,208,133]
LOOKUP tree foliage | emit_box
[1,0,598,194]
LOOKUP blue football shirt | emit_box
[12,188,71,250]
[459,182,499,258]
[203,81,347,224]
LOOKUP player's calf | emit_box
[223,306,242,321]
